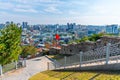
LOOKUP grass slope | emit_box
[29,70,120,80]
[29,72,59,80]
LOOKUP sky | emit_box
[0,0,120,25]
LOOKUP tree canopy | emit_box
[81,33,104,42]
[89,33,104,42]
[68,33,104,44]
[0,24,22,65]
[21,45,37,58]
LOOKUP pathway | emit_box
[0,56,52,80]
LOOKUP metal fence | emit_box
[48,43,120,70]
[0,59,26,75]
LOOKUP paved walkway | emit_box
[0,56,52,80]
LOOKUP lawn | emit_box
[29,70,120,80]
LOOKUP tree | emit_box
[0,23,22,65]
[21,45,37,58]
[52,40,57,47]
[45,42,51,49]
[89,33,104,42]
[80,36,89,42]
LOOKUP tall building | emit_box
[0,24,5,29]
[67,23,76,30]
[17,23,21,27]
[5,21,10,25]
[22,22,28,29]
[106,25,118,34]
[33,25,40,30]
[11,21,13,24]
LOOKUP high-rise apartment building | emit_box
[106,25,118,34]
[22,22,28,29]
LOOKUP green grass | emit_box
[29,72,59,80]
[29,70,120,80]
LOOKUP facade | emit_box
[106,25,118,34]
[22,22,28,29]
[77,31,87,38]
[88,30,97,36]
[67,23,76,30]
[5,21,10,25]
[0,24,5,29]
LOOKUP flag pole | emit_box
[56,26,58,54]
[56,25,58,48]
[56,26,58,48]
[56,25,59,54]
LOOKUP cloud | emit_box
[68,0,88,6]
[0,11,8,15]
[85,0,120,16]
[14,8,38,13]
[44,6,62,14]
[1,0,120,25]
[16,5,32,9]
[0,1,38,13]
[11,0,61,4]
[14,4,38,13]
[0,2,14,10]
[79,16,120,25]
[0,0,63,14]
[68,11,80,16]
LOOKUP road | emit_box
[0,56,52,80]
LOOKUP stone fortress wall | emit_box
[59,36,120,54]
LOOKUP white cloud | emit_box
[0,2,14,10]
[69,11,80,16]
[86,0,120,16]
[79,16,120,25]
[1,0,120,25]
[0,11,8,15]
[16,5,32,9]
[44,6,62,14]
[11,0,61,4]
[14,8,38,13]
[0,1,38,13]
[0,12,40,24]
[10,0,64,9]
[68,0,88,6]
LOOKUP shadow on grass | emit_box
[41,70,120,80]
[89,73,101,80]
[53,69,120,75]
[60,72,75,80]
[50,70,120,80]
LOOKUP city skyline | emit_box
[0,0,120,25]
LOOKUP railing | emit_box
[0,59,26,75]
[47,43,120,70]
